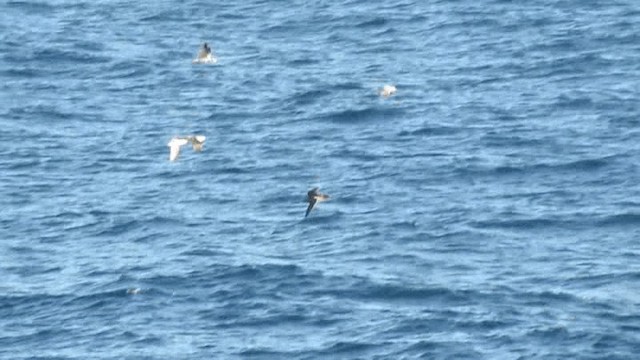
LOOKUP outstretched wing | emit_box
[305,198,317,217]
[169,144,182,161]
[168,138,188,161]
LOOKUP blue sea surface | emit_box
[2,0,640,359]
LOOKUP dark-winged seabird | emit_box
[168,135,206,161]
[305,187,330,217]
[192,42,217,64]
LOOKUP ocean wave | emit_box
[103,60,153,79]
[92,215,185,238]
[0,67,46,78]
[139,10,187,23]
[456,154,619,178]
[318,341,380,355]
[287,88,332,107]
[356,17,388,28]
[2,0,639,357]
[32,48,110,65]
[317,277,480,305]
[317,107,404,124]
[398,125,462,137]
[6,1,54,13]
[7,105,79,121]
[470,217,578,230]
[596,213,640,227]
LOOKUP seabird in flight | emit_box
[168,135,206,161]
[305,187,330,217]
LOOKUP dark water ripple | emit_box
[2,0,640,359]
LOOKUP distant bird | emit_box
[126,288,141,295]
[168,135,206,161]
[192,42,217,64]
[305,187,330,217]
[379,84,397,97]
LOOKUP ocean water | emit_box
[1,0,640,359]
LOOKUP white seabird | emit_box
[168,135,206,161]
[379,84,397,97]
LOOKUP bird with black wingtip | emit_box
[192,42,217,64]
[305,187,329,217]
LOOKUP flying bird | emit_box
[192,42,217,64]
[168,135,206,161]
[379,84,397,97]
[305,187,330,217]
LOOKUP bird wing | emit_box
[169,144,182,161]
[168,138,188,161]
[191,135,206,151]
[305,198,317,217]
